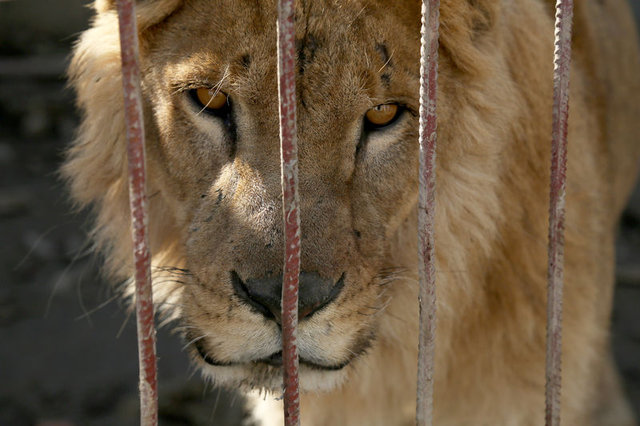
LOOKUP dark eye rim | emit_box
[363,103,405,131]
[187,88,237,155]
[188,88,232,117]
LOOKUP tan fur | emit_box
[64,0,640,424]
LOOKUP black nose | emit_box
[230,271,345,322]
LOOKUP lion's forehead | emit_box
[147,0,420,111]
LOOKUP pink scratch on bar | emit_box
[545,1,573,425]
[276,0,301,424]
[115,1,159,425]
[416,1,440,425]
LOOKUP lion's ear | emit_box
[440,0,500,39]
[438,0,501,74]
[467,0,499,37]
[95,0,183,31]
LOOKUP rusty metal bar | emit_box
[545,1,573,425]
[416,0,440,425]
[276,0,301,424]
[115,1,159,425]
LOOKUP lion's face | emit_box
[135,0,421,390]
[68,0,506,395]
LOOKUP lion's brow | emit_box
[376,42,394,88]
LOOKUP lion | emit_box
[63,0,640,424]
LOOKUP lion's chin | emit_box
[197,358,350,393]
[188,331,365,392]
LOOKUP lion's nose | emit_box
[230,271,345,323]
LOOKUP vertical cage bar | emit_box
[115,1,159,425]
[545,1,573,425]
[277,0,301,424]
[416,0,440,425]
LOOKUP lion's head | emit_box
[65,0,521,395]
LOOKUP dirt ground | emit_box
[1,1,639,425]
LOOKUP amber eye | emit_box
[192,88,228,111]
[364,103,400,128]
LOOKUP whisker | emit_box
[73,288,124,321]
[14,221,78,270]
[44,241,95,317]
[152,279,189,286]
[181,333,211,351]
[377,48,395,73]
[196,66,230,117]
[116,309,133,339]
[152,265,193,276]
[75,264,93,326]
[210,386,223,422]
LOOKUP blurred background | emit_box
[0,0,639,425]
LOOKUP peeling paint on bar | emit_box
[545,1,573,425]
[277,0,301,425]
[115,1,159,425]
[416,1,440,425]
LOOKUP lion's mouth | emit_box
[254,351,351,371]
[192,337,351,371]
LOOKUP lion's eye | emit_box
[190,88,229,112]
[187,87,237,153]
[364,103,400,128]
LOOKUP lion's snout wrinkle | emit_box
[231,271,345,322]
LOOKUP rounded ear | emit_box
[437,0,501,75]
[94,0,183,31]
